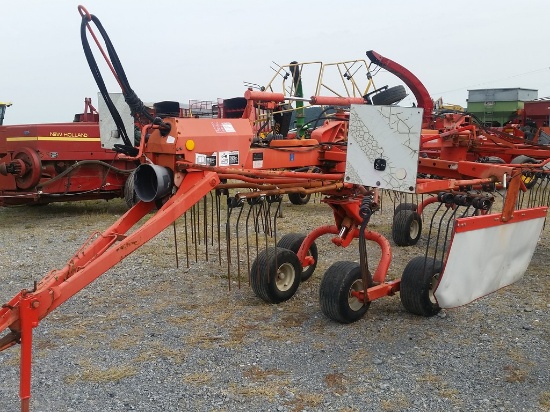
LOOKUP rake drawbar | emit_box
[0,170,219,411]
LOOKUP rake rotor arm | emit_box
[178,162,344,181]
[0,170,220,411]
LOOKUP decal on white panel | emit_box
[212,121,236,133]
[195,153,217,166]
[219,151,239,166]
[345,105,422,192]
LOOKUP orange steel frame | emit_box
[3,108,526,410]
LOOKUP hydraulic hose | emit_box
[80,11,154,156]
[36,160,136,189]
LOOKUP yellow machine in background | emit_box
[0,101,12,125]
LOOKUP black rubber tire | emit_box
[319,261,370,323]
[371,85,407,105]
[511,155,539,189]
[400,256,442,317]
[394,202,417,214]
[511,155,537,165]
[482,156,505,164]
[288,192,311,205]
[124,170,138,208]
[276,233,318,281]
[250,247,301,304]
[222,97,248,118]
[392,209,422,246]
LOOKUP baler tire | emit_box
[394,202,418,214]
[511,155,539,189]
[249,247,301,304]
[319,261,370,323]
[276,233,318,282]
[392,209,422,246]
[400,256,442,317]
[371,85,407,106]
[124,170,138,208]
[288,192,311,205]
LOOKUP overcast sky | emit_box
[2,0,549,125]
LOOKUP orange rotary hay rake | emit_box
[1,6,549,411]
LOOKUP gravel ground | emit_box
[0,196,548,412]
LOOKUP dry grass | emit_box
[133,341,186,364]
[108,330,145,350]
[415,373,461,403]
[227,381,287,400]
[324,372,347,395]
[222,322,257,347]
[416,373,441,385]
[503,365,528,383]
[64,359,137,384]
[242,365,287,380]
[540,392,550,408]
[284,392,325,411]
[182,372,213,386]
[380,394,411,411]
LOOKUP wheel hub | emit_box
[276,262,295,292]
[428,273,440,304]
[348,279,364,311]
[409,219,420,238]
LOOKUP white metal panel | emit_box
[345,105,422,192]
[98,92,135,150]
[434,216,545,308]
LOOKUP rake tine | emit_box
[234,200,246,289]
[430,206,449,269]
[203,195,209,262]
[533,175,546,207]
[196,199,201,245]
[190,204,196,244]
[172,220,179,269]
[272,196,283,244]
[216,190,222,265]
[265,198,274,237]
[262,199,270,251]
[437,205,462,268]
[225,198,236,291]
[209,191,215,247]
[245,199,257,284]
[544,175,550,209]
[196,204,201,262]
[424,202,444,258]
[184,211,190,268]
